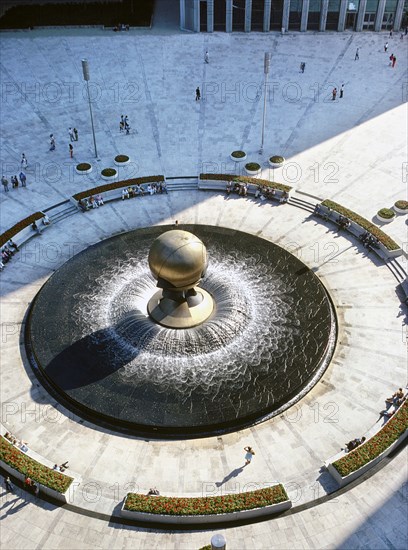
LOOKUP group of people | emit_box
[4,431,29,453]
[121,182,167,199]
[226,181,248,197]
[113,23,129,32]
[336,214,351,231]
[0,240,19,271]
[345,437,366,452]
[381,387,406,418]
[359,230,380,249]
[78,194,104,211]
[53,461,69,473]
[2,171,27,192]
[119,115,131,134]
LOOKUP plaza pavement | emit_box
[0,21,407,550]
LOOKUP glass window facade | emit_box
[251,0,265,30]
[232,0,246,30]
[213,0,226,30]
[308,0,321,29]
[326,0,341,29]
[289,0,302,29]
[270,0,284,29]
[382,0,398,28]
[363,0,378,29]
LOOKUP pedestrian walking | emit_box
[204,50,209,64]
[339,84,344,98]
[1,175,9,192]
[195,87,201,101]
[389,29,393,38]
[120,115,125,133]
[69,143,74,158]
[384,42,388,52]
[21,153,28,169]
[73,128,78,141]
[124,115,130,134]
[11,175,18,188]
[244,446,255,465]
[19,171,26,187]
[332,87,337,100]
[4,476,13,492]
[400,33,404,40]
[354,48,359,60]
[33,482,40,498]
[300,62,305,73]
[68,127,74,141]
[49,134,56,151]
[392,55,396,68]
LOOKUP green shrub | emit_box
[101,168,117,177]
[394,200,408,210]
[269,156,284,163]
[124,484,289,516]
[321,199,399,250]
[76,163,91,171]
[377,208,395,219]
[115,155,129,163]
[245,162,261,171]
[231,150,246,158]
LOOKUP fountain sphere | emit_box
[147,230,214,328]
[26,225,337,438]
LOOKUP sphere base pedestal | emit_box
[147,288,214,328]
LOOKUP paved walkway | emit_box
[0,27,407,550]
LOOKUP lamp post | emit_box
[260,52,270,155]
[81,59,98,159]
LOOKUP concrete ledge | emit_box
[326,429,408,487]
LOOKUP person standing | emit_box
[354,48,359,60]
[21,153,28,169]
[195,87,201,101]
[73,128,78,141]
[384,42,388,52]
[244,446,255,465]
[339,84,344,98]
[332,87,337,100]
[5,476,13,492]
[19,171,26,187]
[49,134,56,151]
[300,62,305,73]
[69,143,74,158]
[1,175,9,192]
[392,55,396,68]
[68,127,74,141]
[204,50,209,64]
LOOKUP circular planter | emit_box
[75,163,92,175]
[114,155,130,167]
[394,201,408,215]
[268,155,285,169]
[101,168,118,181]
[230,151,247,162]
[244,162,261,176]
[376,208,396,223]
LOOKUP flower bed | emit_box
[0,436,73,493]
[321,199,399,251]
[333,400,408,478]
[200,174,292,193]
[114,155,130,166]
[0,212,45,247]
[245,162,261,175]
[269,155,285,168]
[124,485,289,516]
[101,168,117,180]
[72,176,165,201]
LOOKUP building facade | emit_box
[180,0,408,33]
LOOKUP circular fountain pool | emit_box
[26,225,336,437]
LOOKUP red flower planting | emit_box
[124,484,288,515]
